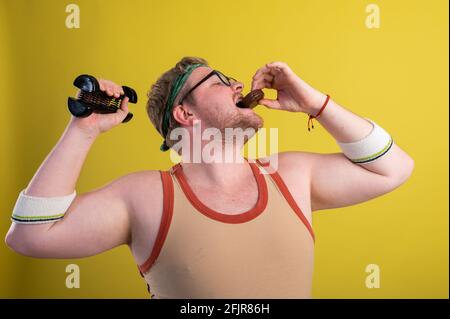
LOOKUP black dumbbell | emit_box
[68,74,137,123]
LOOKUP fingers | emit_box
[252,67,274,90]
[266,61,293,75]
[120,96,129,112]
[252,65,269,81]
[260,73,274,83]
[98,79,125,98]
[259,98,282,110]
[113,96,129,122]
[251,61,294,90]
[252,66,272,88]
[252,79,274,91]
[98,79,129,123]
[251,62,286,90]
[252,72,275,90]
[252,62,284,79]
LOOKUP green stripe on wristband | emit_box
[352,137,394,164]
[12,213,66,220]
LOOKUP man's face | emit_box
[181,67,264,133]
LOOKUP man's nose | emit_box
[231,81,244,93]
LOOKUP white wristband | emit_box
[11,189,77,224]
[337,118,393,164]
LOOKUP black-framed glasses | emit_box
[178,70,237,105]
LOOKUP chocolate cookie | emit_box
[236,89,264,109]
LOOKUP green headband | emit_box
[160,63,205,151]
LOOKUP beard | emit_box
[223,110,263,130]
[210,108,264,146]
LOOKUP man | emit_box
[5,57,414,298]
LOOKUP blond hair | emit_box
[146,57,209,149]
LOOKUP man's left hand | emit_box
[251,61,326,115]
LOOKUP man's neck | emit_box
[180,156,254,189]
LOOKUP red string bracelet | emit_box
[308,94,330,131]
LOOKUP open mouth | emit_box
[234,95,244,107]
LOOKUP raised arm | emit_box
[305,97,414,211]
[251,61,414,212]
[5,78,135,258]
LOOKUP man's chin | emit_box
[213,109,264,137]
[236,111,264,131]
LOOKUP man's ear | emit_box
[172,104,195,126]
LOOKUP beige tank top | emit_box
[137,159,315,298]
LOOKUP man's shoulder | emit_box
[105,169,160,191]
[257,151,317,194]
[120,169,163,185]
[117,169,166,217]
[257,151,317,174]
[115,169,165,201]
[257,152,315,220]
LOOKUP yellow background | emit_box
[0,0,448,298]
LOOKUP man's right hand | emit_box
[69,78,130,136]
